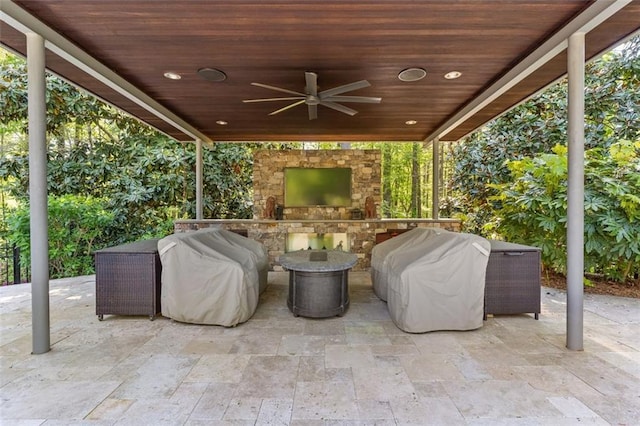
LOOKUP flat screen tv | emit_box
[284,167,352,207]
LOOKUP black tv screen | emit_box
[284,168,352,207]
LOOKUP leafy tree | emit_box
[319,141,440,218]
[0,49,122,143]
[442,83,571,235]
[353,142,435,218]
[444,36,640,282]
[1,48,256,277]
[490,141,639,282]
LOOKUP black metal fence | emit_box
[1,241,28,285]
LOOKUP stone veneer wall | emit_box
[253,149,381,220]
[174,219,462,271]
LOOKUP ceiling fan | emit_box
[243,71,381,120]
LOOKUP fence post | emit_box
[13,245,21,284]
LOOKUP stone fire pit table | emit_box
[279,250,357,318]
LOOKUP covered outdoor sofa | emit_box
[371,227,491,333]
[158,227,268,326]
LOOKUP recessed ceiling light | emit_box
[216,120,228,126]
[444,71,462,80]
[198,68,227,82]
[163,71,182,80]
[398,67,427,82]
[405,120,417,125]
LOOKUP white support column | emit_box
[195,139,203,220]
[431,138,440,220]
[566,32,585,351]
[27,32,50,354]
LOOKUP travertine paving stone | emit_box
[1,272,639,424]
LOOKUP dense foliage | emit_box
[445,37,640,283]
[1,50,254,278]
[2,35,639,282]
[7,195,115,278]
[350,142,439,218]
[490,142,640,282]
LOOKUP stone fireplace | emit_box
[253,149,381,220]
[175,148,461,270]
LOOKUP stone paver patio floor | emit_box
[1,272,639,425]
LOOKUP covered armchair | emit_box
[372,228,491,333]
[371,227,440,302]
[158,227,268,326]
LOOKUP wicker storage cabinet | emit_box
[95,239,161,320]
[484,241,541,320]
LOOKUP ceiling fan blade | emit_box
[251,82,306,97]
[268,100,306,115]
[308,104,318,120]
[320,101,358,116]
[247,73,379,119]
[305,72,318,96]
[322,95,381,104]
[243,96,305,103]
[319,80,371,98]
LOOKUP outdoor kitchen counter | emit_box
[174,218,461,271]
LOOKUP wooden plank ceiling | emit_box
[2,1,639,143]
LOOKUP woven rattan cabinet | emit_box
[95,239,161,320]
[484,241,541,320]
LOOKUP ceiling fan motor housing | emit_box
[306,95,321,105]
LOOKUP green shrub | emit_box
[489,140,640,282]
[8,195,115,278]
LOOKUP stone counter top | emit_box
[175,218,461,224]
[174,218,461,271]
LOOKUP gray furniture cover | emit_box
[371,227,441,301]
[158,227,268,326]
[371,228,491,333]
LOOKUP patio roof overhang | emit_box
[2,1,639,355]
[2,0,639,144]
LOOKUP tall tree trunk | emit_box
[436,143,447,216]
[424,152,431,215]
[382,144,392,217]
[410,142,421,217]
